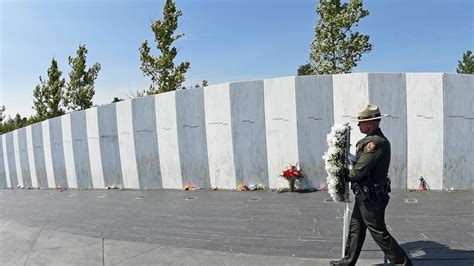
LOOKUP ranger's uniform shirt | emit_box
[348,128,391,185]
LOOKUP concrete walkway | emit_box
[0,189,472,265]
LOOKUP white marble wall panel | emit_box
[13,131,24,187]
[61,114,77,188]
[86,107,104,189]
[368,73,407,188]
[116,100,140,189]
[406,73,444,190]
[443,74,473,189]
[17,128,31,187]
[155,92,182,189]
[42,121,56,188]
[132,96,161,189]
[333,73,369,154]
[0,136,8,187]
[204,83,236,189]
[264,77,299,189]
[295,75,333,189]
[26,126,38,188]
[32,123,48,188]
[2,135,11,187]
[175,88,210,188]
[463,75,474,189]
[229,81,268,187]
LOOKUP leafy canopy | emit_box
[303,0,372,75]
[456,50,474,74]
[33,58,65,120]
[139,0,190,95]
[64,44,101,111]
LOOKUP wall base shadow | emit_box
[401,240,473,266]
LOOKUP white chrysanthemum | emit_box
[323,123,351,202]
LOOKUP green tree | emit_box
[27,115,42,125]
[307,0,372,74]
[0,116,15,134]
[64,44,101,111]
[32,58,65,120]
[456,50,474,74]
[297,63,313,76]
[33,79,48,120]
[0,105,5,123]
[0,106,8,134]
[0,112,30,134]
[14,113,27,129]
[135,89,146,98]
[202,80,208,87]
[139,0,190,95]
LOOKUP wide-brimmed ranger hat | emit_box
[353,104,389,122]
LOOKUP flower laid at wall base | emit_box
[322,123,351,202]
[237,183,266,191]
[280,163,303,192]
[183,183,197,190]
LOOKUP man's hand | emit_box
[349,153,356,166]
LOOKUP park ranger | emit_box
[330,104,412,266]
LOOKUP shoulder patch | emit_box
[366,141,376,151]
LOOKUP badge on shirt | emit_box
[366,141,376,151]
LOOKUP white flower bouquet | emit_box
[322,123,351,202]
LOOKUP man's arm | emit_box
[348,142,382,182]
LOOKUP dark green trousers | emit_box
[341,198,412,266]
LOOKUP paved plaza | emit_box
[0,188,472,265]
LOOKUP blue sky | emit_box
[1,0,472,117]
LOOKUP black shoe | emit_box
[329,260,343,266]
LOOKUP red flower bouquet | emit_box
[281,163,303,191]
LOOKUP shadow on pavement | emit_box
[401,240,474,266]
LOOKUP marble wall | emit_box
[98,104,123,187]
[49,117,68,188]
[31,123,48,188]
[406,73,445,190]
[333,73,407,188]
[86,107,104,189]
[175,88,210,188]
[5,132,18,187]
[62,114,78,188]
[204,83,236,189]
[13,131,24,187]
[71,111,93,188]
[230,81,268,187]
[25,126,38,188]
[155,92,182,189]
[132,96,162,189]
[0,135,7,187]
[0,73,471,190]
[116,100,140,189]
[17,127,32,188]
[264,77,300,189]
[406,73,474,190]
[442,74,474,189]
[295,75,334,189]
